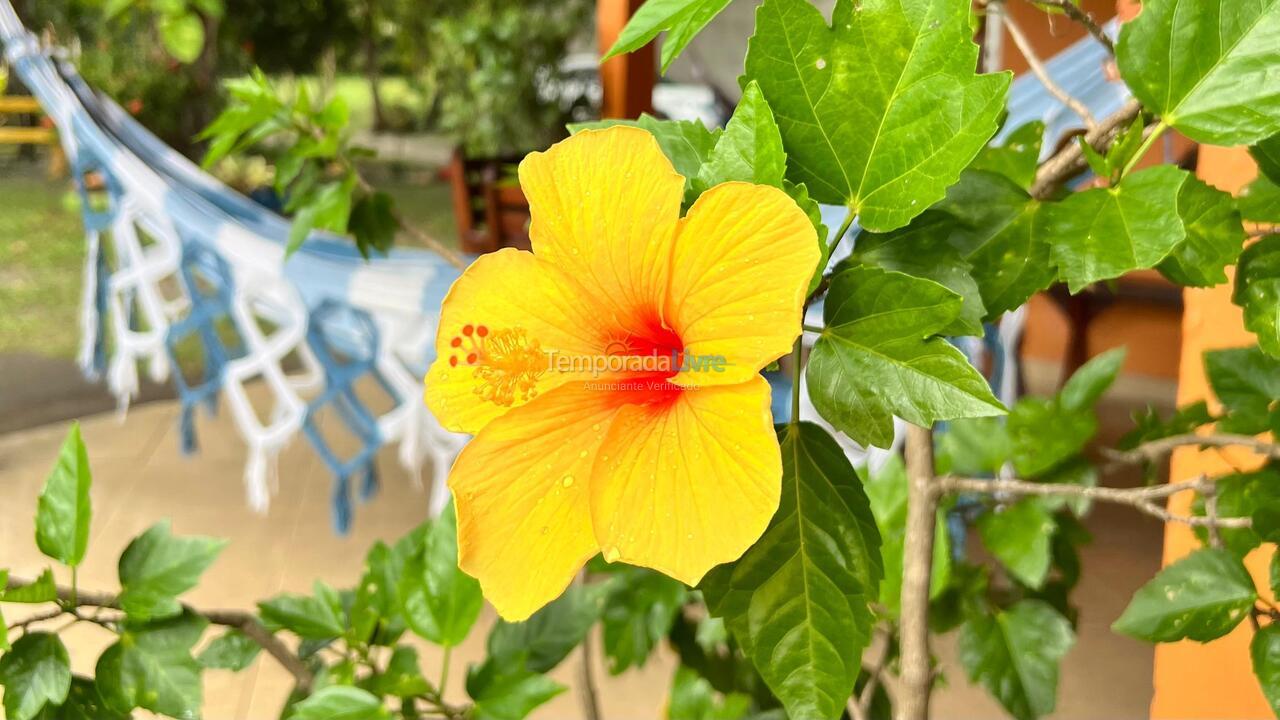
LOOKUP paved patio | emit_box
[0,363,1170,718]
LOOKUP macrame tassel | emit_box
[359,461,378,502]
[179,404,198,455]
[107,352,137,416]
[244,445,271,514]
[78,229,102,379]
[332,474,353,535]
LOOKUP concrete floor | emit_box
[0,360,1171,719]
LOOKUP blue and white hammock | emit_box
[0,0,1126,530]
[1,2,470,531]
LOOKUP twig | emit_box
[1203,481,1224,547]
[855,623,895,720]
[935,475,1252,530]
[1102,433,1280,468]
[5,577,314,693]
[1029,99,1142,199]
[1002,12,1097,128]
[574,573,603,720]
[897,425,938,720]
[1025,0,1115,55]
[6,606,67,633]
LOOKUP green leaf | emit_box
[1253,133,1280,185]
[601,568,687,674]
[95,611,207,719]
[1204,346,1280,435]
[398,505,483,647]
[0,633,71,720]
[365,646,432,699]
[259,582,346,640]
[1007,396,1095,477]
[287,176,356,257]
[158,11,206,64]
[2,568,57,603]
[700,423,882,720]
[1059,347,1126,412]
[117,521,226,622]
[488,582,606,674]
[103,0,136,20]
[570,115,721,204]
[348,541,405,647]
[38,677,129,720]
[465,658,565,720]
[1252,623,1280,717]
[1043,165,1188,292]
[349,191,397,258]
[667,666,751,720]
[1240,176,1280,224]
[198,629,260,671]
[971,121,1044,189]
[745,0,1010,231]
[603,0,735,73]
[1191,469,1280,558]
[35,423,92,568]
[290,686,390,720]
[959,600,1075,720]
[696,81,785,191]
[786,181,831,295]
[1112,548,1257,642]
[1119,401,1215,450]
[1234,235,1280,358]
[863,455,951,616]
[937,416,1010,477]
[977,500,1055,589]
[844,212,987,336]
[1115,0,1280,145]
[1273,550,1280,599]
[807,266,1005,448]
[937,170,1055,317]
[1159,175,1245,288]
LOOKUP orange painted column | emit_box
[1149,147,1271,718]
[597,0,655,119]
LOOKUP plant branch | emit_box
[854,623,895,720]
[6,577,314,693]
[1101,433,1280,468]
[935,475,1252,529]
[1029,99,1142,199]
[574,572,603,720]
[1002,12,1097,128]
[1025,0,1115,55]
[898,425,938,720]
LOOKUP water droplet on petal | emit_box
[562,475,575,488]
[603,546,621,562]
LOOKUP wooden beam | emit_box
[0,127,56,145]
[0,96,43,114]
[597,0,654,119]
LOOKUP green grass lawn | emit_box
[0,160,458,361]
[0,167,85,359]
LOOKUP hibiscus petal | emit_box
[666,183,818,386]
[519,126,685,340]
[590,376,782,585]
[425,248,611,434]
[450,381,627,621]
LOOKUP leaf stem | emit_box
[830,208,857,257]
[1120,120,1169,177]
[790,340,803,424]
[438,645,452,699]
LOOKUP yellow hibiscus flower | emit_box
[424,126,819,620]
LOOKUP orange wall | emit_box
[1150,147,1271,718]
